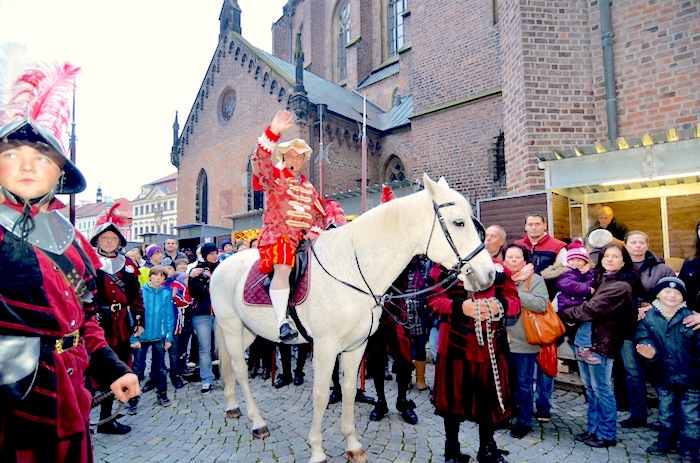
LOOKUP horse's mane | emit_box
[339,189,432,247]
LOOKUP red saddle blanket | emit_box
[242,259,311,307]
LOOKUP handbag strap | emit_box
[525,274,533,293]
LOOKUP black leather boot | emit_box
[97,420,131,434]
[396,398,418,425]
[293,370,304,386]
[369,400,389,421]
[274,374,293,388]
[444,441,471,463]
[477,441,509,463]
[328,388,342,404]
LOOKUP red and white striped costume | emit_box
[252,127,325,271]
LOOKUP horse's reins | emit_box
[310,200,487,332]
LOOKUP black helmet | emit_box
[0,117,86,195]
[90,203,128,248]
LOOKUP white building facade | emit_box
[130,172,179,242]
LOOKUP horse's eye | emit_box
[453,220,465,227]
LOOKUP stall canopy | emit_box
[535,126,700,261]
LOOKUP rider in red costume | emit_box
[252,110,325,342]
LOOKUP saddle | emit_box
[243,240,311,307]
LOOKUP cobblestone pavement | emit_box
[93,360,682,463]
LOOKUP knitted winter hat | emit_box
[221,239,232,250]
[587,229,613,249]
[201,242,218,258]
[146,244,162,259]
[653,277,687,300]
[567,239,589,264]
[175,272,188,285]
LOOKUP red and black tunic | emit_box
[95,256,144,348]
[427,262,520,425]
[0,201,130,462]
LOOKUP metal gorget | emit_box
[0,204,75,254]
[99,253,126,275]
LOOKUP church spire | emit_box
[219,0,242,41]
[170,111,181,168]
[289,31,309,122]
[294,32,306,95]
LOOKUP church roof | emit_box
[358,62,399,89]
[233,33,411,132]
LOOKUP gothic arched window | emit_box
[389,0,407,56]
[196,169,209,223]
[383,155,406,183]
[336,2,351,82]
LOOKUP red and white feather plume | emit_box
[1,56,80,152]
[380,185,396,204]
[96,202,128,229]
[324,199,347,227]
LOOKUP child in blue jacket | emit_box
[127,265,175,412]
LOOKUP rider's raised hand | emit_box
[270,110,295,135]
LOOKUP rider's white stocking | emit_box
[270,288,290,327]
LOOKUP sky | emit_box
[0,0,287,203]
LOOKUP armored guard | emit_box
[91,203,145,434]
[0,48,140,462]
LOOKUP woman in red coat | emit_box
[0,63,140,462]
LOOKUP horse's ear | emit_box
[423,173,438,196]
[437,177,450,188]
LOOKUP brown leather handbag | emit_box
[521,276,565,345]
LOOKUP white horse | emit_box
[211,174,495,463]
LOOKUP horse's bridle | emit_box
[310,199,487,307]
[428,200,486,281]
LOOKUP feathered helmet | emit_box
[380,184,396,204]
[90,202,128,248]
[0,43,86,197]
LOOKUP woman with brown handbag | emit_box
[502,243,550,439]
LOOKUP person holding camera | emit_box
[188,242,220,395]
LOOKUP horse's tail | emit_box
[215,322,233,388]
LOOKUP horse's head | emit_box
[422,173,495,291]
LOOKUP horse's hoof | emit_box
[226,408,242,419]
[252,425,270,439]
[347,448,368,463]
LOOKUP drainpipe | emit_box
[599,0,618,140]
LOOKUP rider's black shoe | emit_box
[279,322,298,342]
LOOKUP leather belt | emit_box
[98,303,123,313]
[55,329,80,354]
